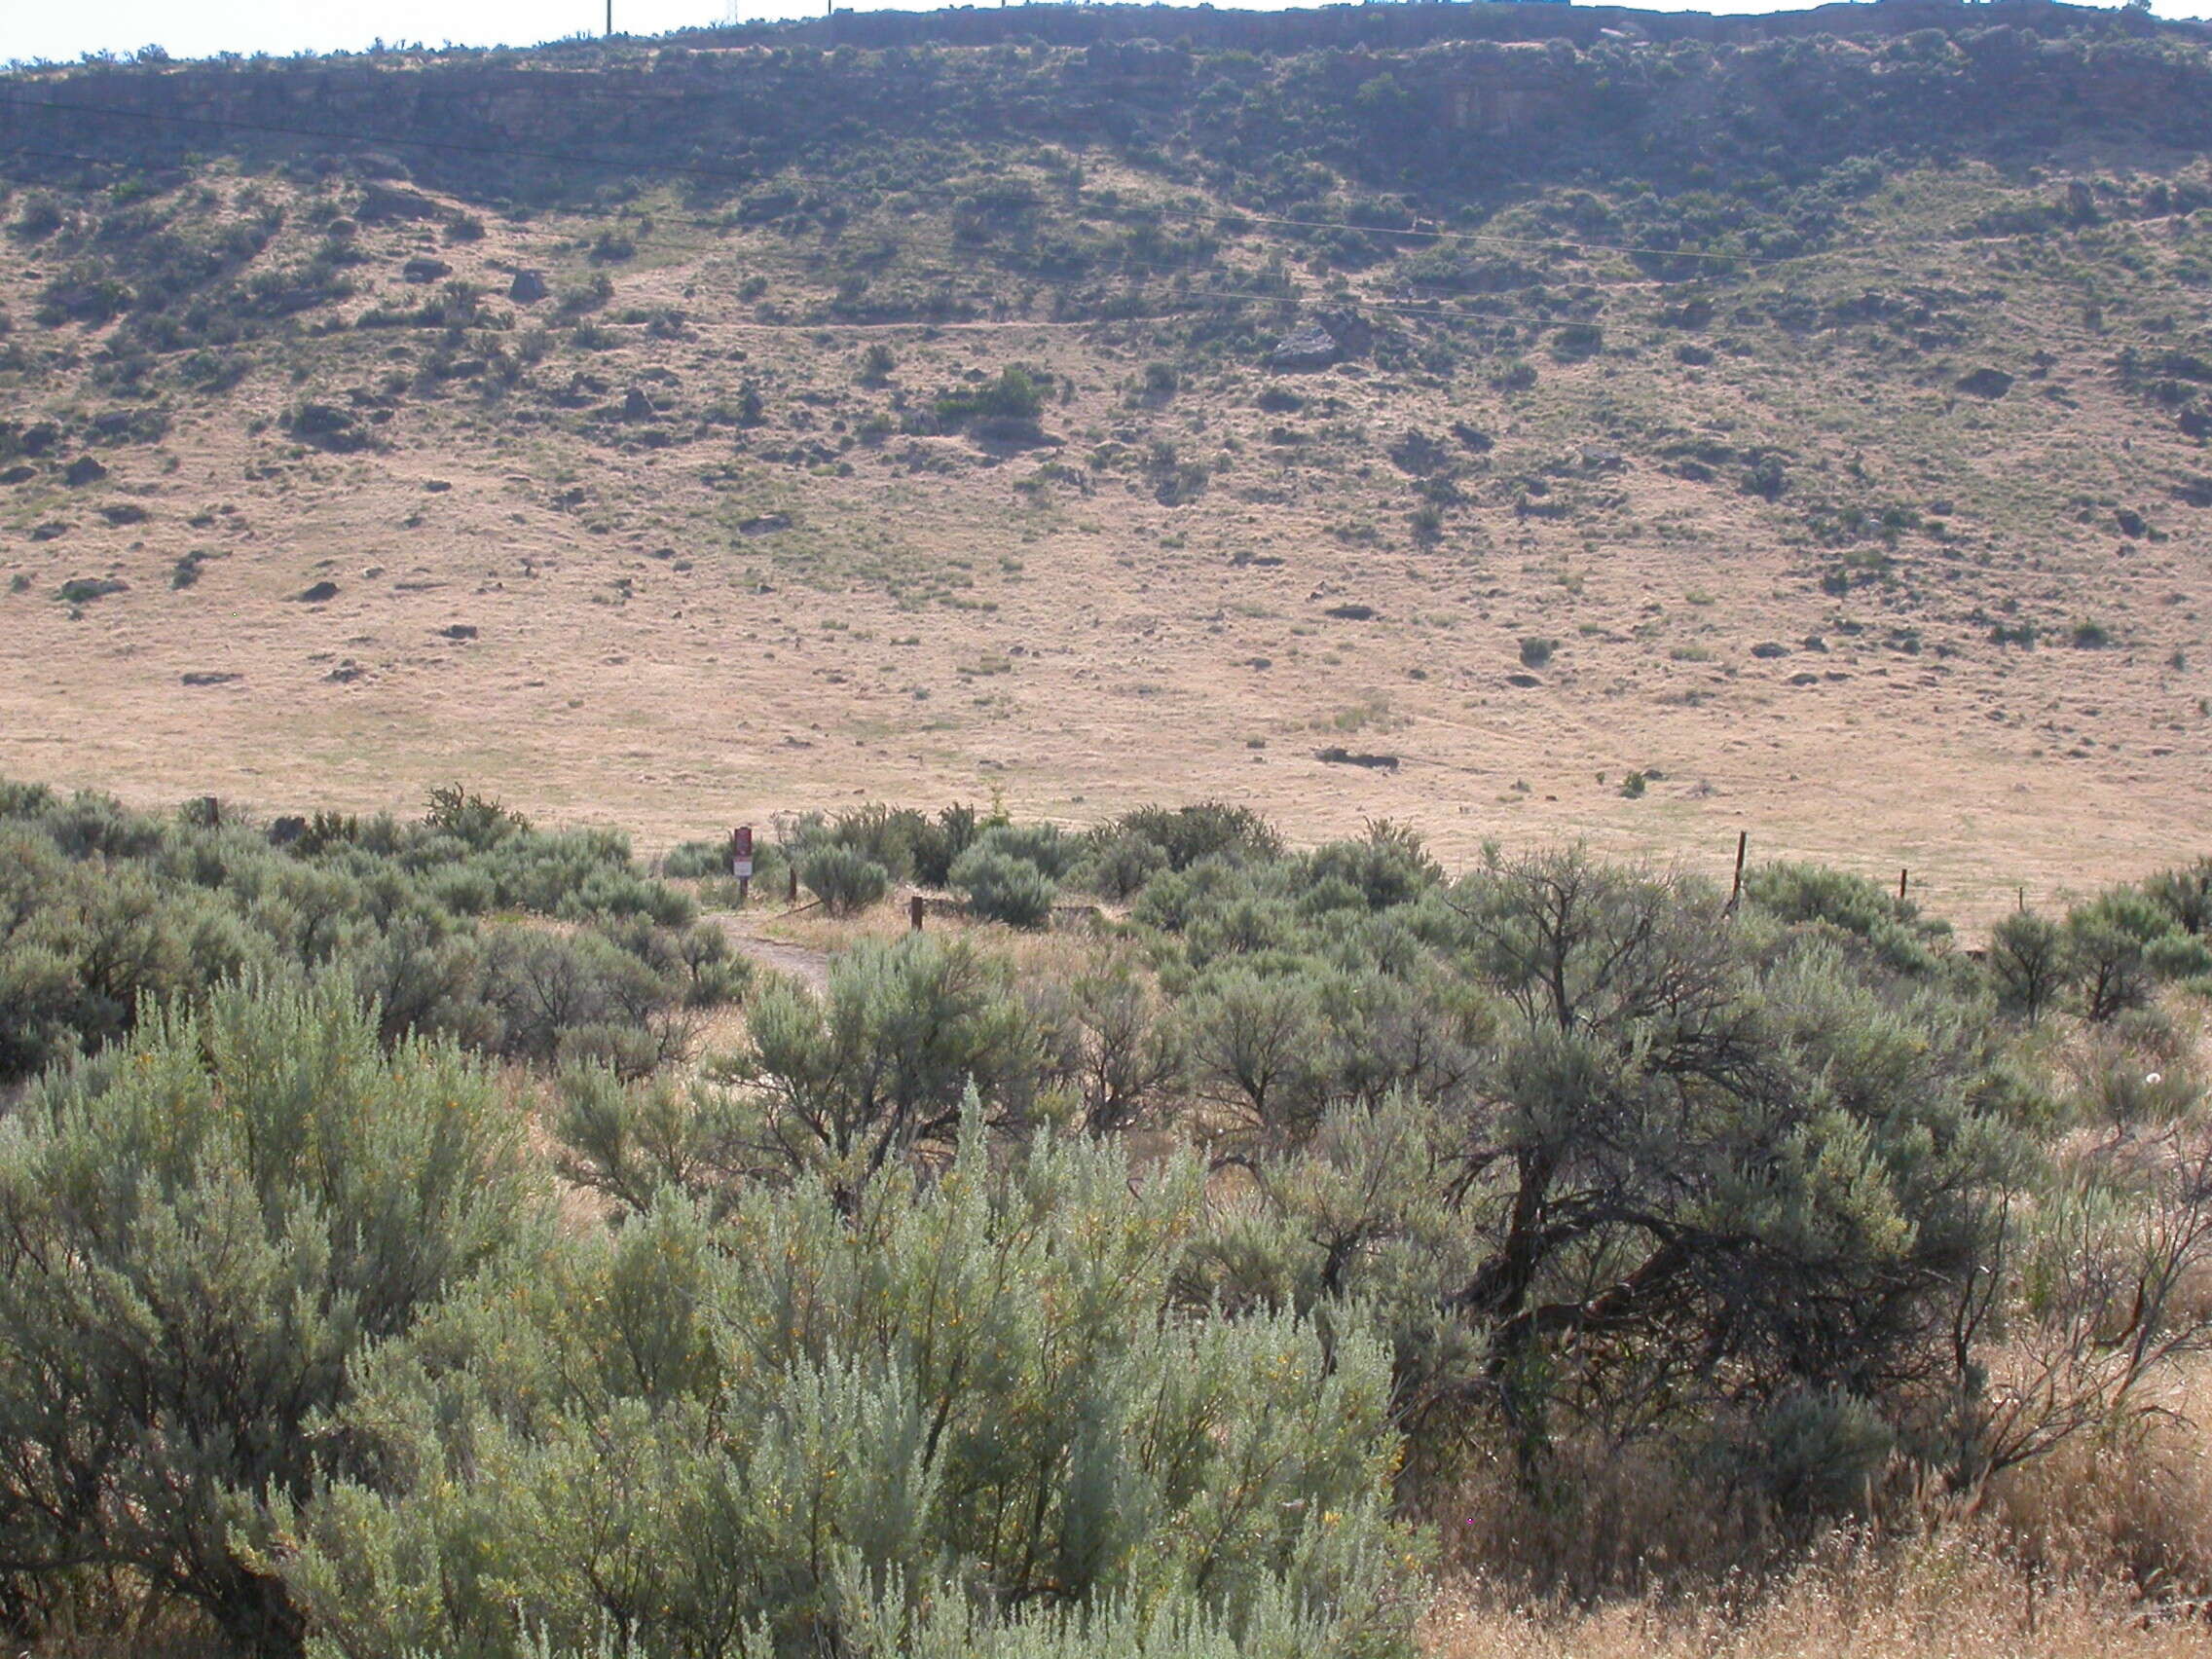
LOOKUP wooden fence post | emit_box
[910,894,925,932]
[1730,830,1749,908]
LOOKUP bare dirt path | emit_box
[705,911,832,994]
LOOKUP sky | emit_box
[0,0,2196,69]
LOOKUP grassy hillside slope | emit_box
[2,5,2209,918]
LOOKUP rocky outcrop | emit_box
[1270,309,1376,372]
[1270,323,1344,372]
[3,6,2206,208]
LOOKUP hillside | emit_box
[3,3,2211,916]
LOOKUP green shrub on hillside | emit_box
[934,366,1045,426]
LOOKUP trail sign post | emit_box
[730,826,755,905]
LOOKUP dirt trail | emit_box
[706,911,832,994]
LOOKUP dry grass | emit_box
[1426,1530,2212,1659]
[1428,1352,2212,1659]
[1986,1358,2212,1604]
[1,156,2207,934]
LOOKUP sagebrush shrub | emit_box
[288,1117,1419,1659]
[1987,910,2070,1023]
[798,843,891,916]
[950,843,1056,929]
[0,979,539,1657]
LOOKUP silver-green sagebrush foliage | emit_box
[6,778,2212,1653]
[0,980,542,1657]
[0,783,744,1088]
[287,1111,1422,1659]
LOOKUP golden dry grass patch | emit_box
[1,163,2206,936]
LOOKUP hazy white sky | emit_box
[0,0,2197,68]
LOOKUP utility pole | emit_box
[606,0,612,36]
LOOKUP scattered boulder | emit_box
[97,503,150,527]
[62,456,107,487]
[180,671,241,686]
[29,523,69,542]
[0,465,31,485]
[738,512,793,535]
[623,387,654,421]
[439,624,478,641]
[295,580,341,604]
[1751,642,1790,659]
[2115,507,2148,538]
[1323,603,1377,621]
[1955,367,2013,400]
[1505,673,1540,688]
[509,269,549,304]
[402,256,453,284]
[325,660,366,683]
[1270,322,1342,372]
[1269,309,1373,373]
[1451,423,1493,454]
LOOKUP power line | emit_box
[0,140,149,170]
